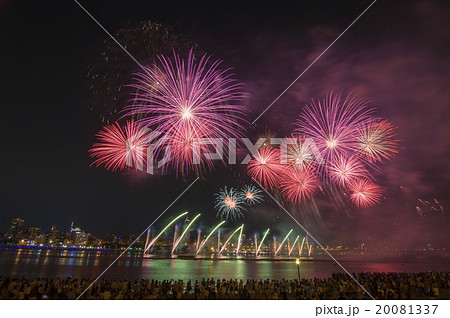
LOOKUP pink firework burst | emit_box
[89,120,149,171]
[248,147,285,190]
[354,119,399,163]
[280,167,318,204]
[124,50,248,174]
[294,92,374,164]
[348,178,382,208]
[328,155,369,187]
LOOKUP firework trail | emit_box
[236,225,244,254]
[289,235,300,256]
[416,198,445,217]
[218,225,242,255]
[196,228,201,251]
[172,223,179,251]
[144,227,151,251]
[298,237,306,256]
[145,212,188,252]
[241,184,263,205]
[348,178,382,207]
[196,221,225,254]
[124,50,248,174]
[256,228,270,256]
[305,237,310,253]
[215,187,246,220]
[248,147,285,189]
[280,167,318,204]
[275,229,293,255]
[89,120,149,171]
[218,230,221,251]
[172,214,201,253]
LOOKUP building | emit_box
[69,222,89,247]
[24,226,41,239]
[6,218,24,239]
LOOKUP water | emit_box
[0,248,449,281]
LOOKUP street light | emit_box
[296,258,301,282]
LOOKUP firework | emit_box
[415,198,445,217]
[236,225,244,254]
[196,228,201,251]
[145,212,188,252]
[144,227,151,250]
[215,187,246,220]
[218,225,244,255]
[172,214,201,253]
[354,119,399,162]
[124,50,247,174]
[328,155,368,187]
[294,92,373,164]
[172,223,179,252]
[88,21,195,122]
[348,178,382,208]
[247,147,285,189]
[298,237,306,256]
[196,221,225,254]
[241,184,263,205]
[89,120,149,171]
[289,235,300,256]
[281,135,318,169]
[256,228,270,256]
[280,167,318,203]
[275,229,293,255]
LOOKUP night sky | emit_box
[1,1,449,248]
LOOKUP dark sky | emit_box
[1,1,449,248]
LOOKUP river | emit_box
[0,248,448,281]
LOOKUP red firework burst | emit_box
[280,167,318,203]
[348,178,382,207]
[248,147,285,190]
[89,120,149,171]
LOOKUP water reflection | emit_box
[0,249,448,281]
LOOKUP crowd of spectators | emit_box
[1,271,448,300]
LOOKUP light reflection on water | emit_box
[0,249,448,281]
